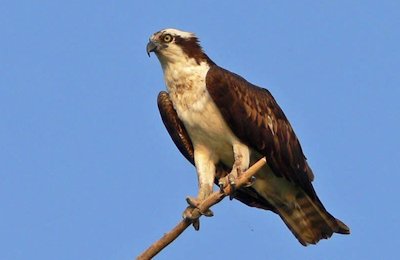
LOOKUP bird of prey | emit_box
[146,28,349,245]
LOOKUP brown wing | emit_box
[158,91,194,164]
[206,66,318,200]
[157,91,275,211]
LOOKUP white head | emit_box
[146,28,214,66]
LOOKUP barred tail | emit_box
[275,191,350,246]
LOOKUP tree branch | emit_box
[137,157,267,260]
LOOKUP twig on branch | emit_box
[137,157,267,260]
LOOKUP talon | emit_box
[182,206,195,220]
[182,206,201,231]
[229,187,236,200]
[244,176,256,187]
[227,172,238,200]
[186,196,200,208]
[218,179,226,192]
[192,219,200,231]
[228,174,236,186]
[185,197,214,217]
[202,209,214,217]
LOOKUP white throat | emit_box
[158,51,211,115]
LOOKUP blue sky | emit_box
[1,1,399,259]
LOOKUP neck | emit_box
[157,53,214,71]
[162,56,210,79]
[157,51,213,75]
[159,56,210,96]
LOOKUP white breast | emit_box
[162,60,239,164]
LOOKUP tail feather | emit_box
[335,218,351,234]
[275,191,350,246]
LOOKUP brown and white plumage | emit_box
[148,28,350,245]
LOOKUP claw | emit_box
[185,197,214,217]
[186,197,199,208]
[218,178,226,192]
[229,184,236,199]
[202,209,214,217]
[182,206,195,220]
[228,169,239,200]
[229,187,237,200]
[244,176,256,187]
[228,174,236,186]
[192,219,200,230]
[182,206,200,230]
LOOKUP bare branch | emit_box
[137,157,267,260]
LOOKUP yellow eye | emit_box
[163,34,173,43]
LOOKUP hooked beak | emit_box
[146,40,158,57]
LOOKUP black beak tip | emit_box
[146,41,158,57]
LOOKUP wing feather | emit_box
[205,66,317,200]
[158,91,194,164]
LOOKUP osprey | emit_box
[147,28,350,245]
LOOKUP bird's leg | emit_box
[227,158,242,200]
[183,149,215,230]
[219,143,253,200]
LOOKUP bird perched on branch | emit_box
[147,28,349,245]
